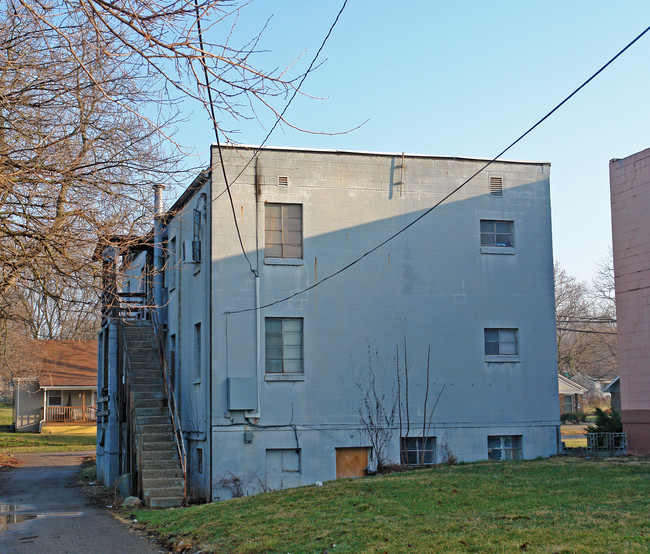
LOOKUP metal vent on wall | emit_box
[278,176,289,186]
[490,176,503,196]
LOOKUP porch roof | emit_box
[36,340,97,388]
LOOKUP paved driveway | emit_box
[0,451,166,553]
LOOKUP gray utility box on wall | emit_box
[227,377,257,411]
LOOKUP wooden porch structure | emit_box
[45,405,96,423]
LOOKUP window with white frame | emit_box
[265,203,303,259]
[194,323,201,381]
[484,328,518,356]
[488,435,522,461]
[265,318,303,374]
[402,436,436,466]
[480,220,514,247]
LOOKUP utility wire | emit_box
[227,22,650,315]
[194,0,255,274]
[556,318,617,324]
[197,0,349,273]
[229,0,351,187]
[556,328,617,335]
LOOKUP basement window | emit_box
[488,435,522,461]
[402,436,436,466]
[266,449,301,473]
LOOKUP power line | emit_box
[556,328,617,335]
[194,0,255,274]
[226,22,650,315]
[197,1,350,275]
[557,318,617,324]
[228,0,351,188]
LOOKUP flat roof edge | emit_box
[214,143,550,166]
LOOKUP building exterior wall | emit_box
[203,146,558,498]
[610,148,650,455]
[163,178,212,498]
[13,381,43,432]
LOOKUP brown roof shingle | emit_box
[35,340,97,388]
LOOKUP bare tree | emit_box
[1,1,342,388]
[592,248,616,318]
[554,262,617,381]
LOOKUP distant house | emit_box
[558,374,588,414]
[13,340,97,433]
[604,377,621,413]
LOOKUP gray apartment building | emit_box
[97,145,559,504]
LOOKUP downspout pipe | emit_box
[153,184,165,319]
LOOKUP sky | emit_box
[175,1,650,284]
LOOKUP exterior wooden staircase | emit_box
[123,323,185,508]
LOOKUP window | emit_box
[480,220,514,247]
[194,323,201,381]
[402,437,436,466]
[265,203,303,259]
[266,448,301,473]
[197,447,203,474]
[192,207,201,263]
[265,318,303,373]
[168,237,176,289]
[488,435,522,461]
[169,334,176,390]
[48,390,62,407]
[484,328,518,356]
[563,395,575,413]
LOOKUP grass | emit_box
[0,402,96,452]
[132,457,650,553]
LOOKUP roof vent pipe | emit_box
[153,184,165,313]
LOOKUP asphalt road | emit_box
[0,451,166,553]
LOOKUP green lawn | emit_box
[0,402,96,452]
[133,457,650,553]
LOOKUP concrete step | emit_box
[126,333,158,348]
[133,406,169,416]
[142,458,182,470]
[131,368,162,376]
[141,440,179,452]
[138,423,172,434]
[141,449,180,462]
[142,478,184,491]
[145,485,185,498]
[141,468,183,480]
[141,432,176,443]
[146,496,184,508]
[131,375,164,385]
[131,390,164,400]
[132,398,166,409]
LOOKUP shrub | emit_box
[561,412,586,424]
[586,408,623,433]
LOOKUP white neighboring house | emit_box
[97,145,560,501]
